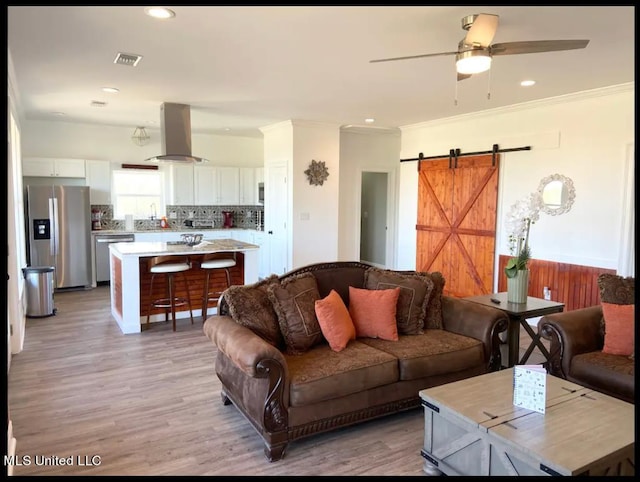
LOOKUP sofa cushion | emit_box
[360,329,485,381]
[418,271,446,329]
[569,350,635,402]
[315,289,356,352]
[309,265,367,305]
[284,341,399,407]
[223,274,283,348]
[268,273,323,355]
[601,302,635,356]
[348,286,400,341]
[364,267,435,335]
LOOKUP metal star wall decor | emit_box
[304,159,329,186]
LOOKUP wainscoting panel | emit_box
[497,255,616,311]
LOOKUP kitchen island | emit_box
[109,238,259,334]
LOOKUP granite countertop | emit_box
[110,238,259,257]
[92,227,260,235]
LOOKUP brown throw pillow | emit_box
[364,267,435,335]
[223,274,283,348]
[416,271,446,329]
[268,272,323,355]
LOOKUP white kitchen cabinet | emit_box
[193,166,216,205]
[167,164,194,205]
[239,167,256,205]
[23,157,86,178]
[85,159,112,204]
[133,233,159,243]
[251,230,270,279]
[217,167,240,205]
[194,166,240,205]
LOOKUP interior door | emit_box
[266,164,288,276]
[416,154,499,297]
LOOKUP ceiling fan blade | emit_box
[490,39,590,56]
[464,13,499,47]
[369,51,458,63]
[457,72,472,82]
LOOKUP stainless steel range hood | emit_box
[145,103,208,164]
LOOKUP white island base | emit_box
[109,239,258,334]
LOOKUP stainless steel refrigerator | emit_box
[26,185,92,289]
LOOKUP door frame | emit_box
[356,167,397,269]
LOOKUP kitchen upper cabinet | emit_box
[85,160,112,204]
[167,164,195,205]
[194,166,216,205]
[239,167,256,205]
[23,157,86,178]
[194,166,240,205]
[217,167,240,205]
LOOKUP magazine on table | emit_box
[513,364,547,414]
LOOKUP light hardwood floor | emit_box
[7,286,549,476]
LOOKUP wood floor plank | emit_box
[7,286,548,475]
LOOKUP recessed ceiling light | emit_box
[520,80,536,87]
[364,118,375,123]
[102,87,119,94]
[52,112,66,116]
[144,7,176,19]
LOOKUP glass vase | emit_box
[507,269,529,304]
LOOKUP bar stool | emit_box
[146,255,194,332]
[200,253,237,319]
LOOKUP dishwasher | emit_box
[95,233,135,284]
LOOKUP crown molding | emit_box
[340,125,401,137]
[400,82,634,132]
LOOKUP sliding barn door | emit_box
[416,154,500,298]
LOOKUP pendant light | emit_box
[131,126,150,147]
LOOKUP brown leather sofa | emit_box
[538,306,634,404]
[203,261,508,461]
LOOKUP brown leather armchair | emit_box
[538,306,634,404]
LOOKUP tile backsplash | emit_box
[93,204,264,231]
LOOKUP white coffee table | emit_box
[419,368,635,476]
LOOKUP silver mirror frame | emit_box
[537,173,576,216]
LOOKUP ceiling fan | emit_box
[370,13,590,81]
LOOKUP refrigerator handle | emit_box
[51,197,60,255]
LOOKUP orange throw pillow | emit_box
[348,286,400,341]
[315,290,356,352]
[602,302,635,356]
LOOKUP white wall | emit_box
[21,119,263,166]
[291,120,341,268]
[397,83,634,283]
[338,128,401,263]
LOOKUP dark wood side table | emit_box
[463,292,565,368]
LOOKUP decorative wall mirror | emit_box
[537,173,576,216]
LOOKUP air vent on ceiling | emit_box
[90,100,107,108]
[113,52,143,67]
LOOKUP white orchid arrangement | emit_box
[504,192,544,279]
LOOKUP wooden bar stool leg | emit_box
[224,268,232,289]
[168,273,177,332]
[147,273,156,327]
[181,272,194,324]
[202,270,211,320]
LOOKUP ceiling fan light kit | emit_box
[456,50,492,75]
